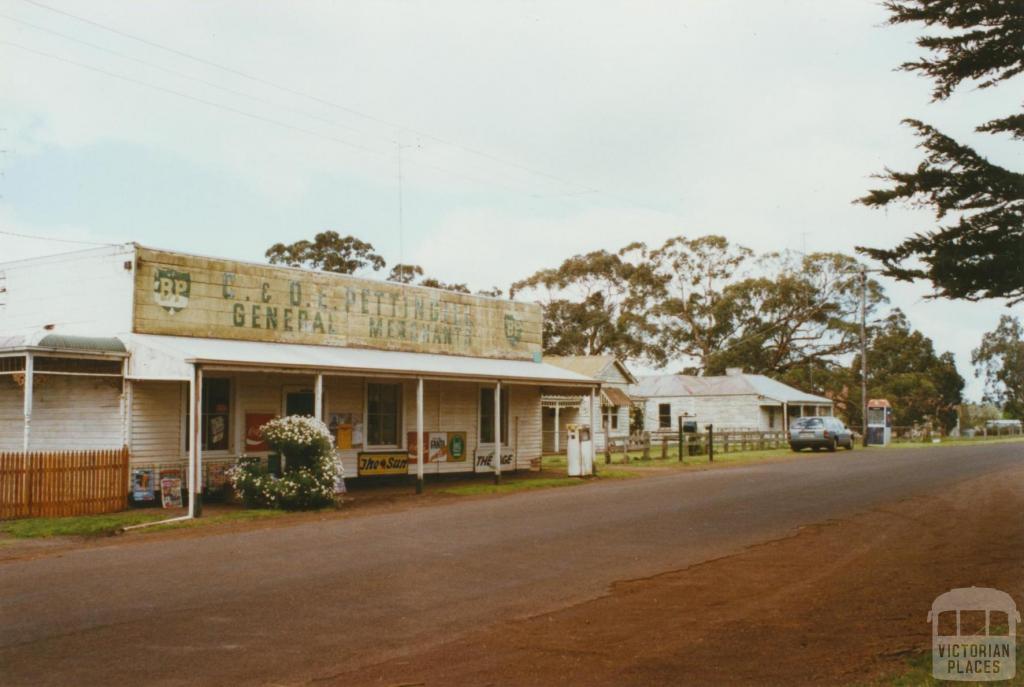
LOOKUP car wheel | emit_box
[846,439,855,450]
[827,438,837,452]
[790,445,801,452]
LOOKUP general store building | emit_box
[0,245,599,508]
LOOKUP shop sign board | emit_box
[474,448,515,472]
[133,247,542,359]
[357,452,408,476]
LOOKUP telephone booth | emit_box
[866,398,892,446]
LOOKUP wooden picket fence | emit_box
[0,447,130,520]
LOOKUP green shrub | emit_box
[228,416,341,511]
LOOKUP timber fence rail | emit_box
[0,447,129,520]
[607,430,788,463]
[889,425,1023,443]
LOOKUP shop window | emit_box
[366,382,402,447]
[658,403,671,429]
[285,389,315,416]
[185,378,231,452]
[480,387,509,445]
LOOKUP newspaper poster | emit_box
[131,468,156,502]
[160,478,183,509]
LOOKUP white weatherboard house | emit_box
[541,356,636,452]
[0,244,599,509]
[630,368,833,433]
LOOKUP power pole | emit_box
[860,268,868,447]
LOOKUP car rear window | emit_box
[793,418,823,429]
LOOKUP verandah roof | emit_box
[122,333,600,388]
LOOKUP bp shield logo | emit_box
[153,269,191,314]
[504,313,523,345]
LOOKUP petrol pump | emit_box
[566,423,594,476]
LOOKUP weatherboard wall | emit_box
[124,374,541,477]
[0,375,124,452]
[0,245,135,338]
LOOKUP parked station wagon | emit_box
[789,416,854,452]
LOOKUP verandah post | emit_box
[189,364,202,518]
[416,377,424,494]
[494,381,502,485]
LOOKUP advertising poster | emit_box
[160,478,183,508]
[406,431,428,461]
[207,414,228,450]
[474,448,516,473]
[206,463,231,491]
[245,413,276,452]
[131,468,156,502]
[428,433,449,462]
[329,413,362,449]
[447,432,467,462]
[405,432,457,462]
[357,452,408,476]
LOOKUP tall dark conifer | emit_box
[857,0,1024,304]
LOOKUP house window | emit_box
[366,383,402,447]
[480,387,509,445]
[658,403,671,429]
[603,405,619,430]
[185,378,231,452]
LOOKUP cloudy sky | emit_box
[1,1,1020,399]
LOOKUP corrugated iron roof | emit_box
[123,334,600,386]
[544,355,637,384]
[602,387,632,406]
[0,332,128,355]
[37,334,127,354]
[629,373,831,404]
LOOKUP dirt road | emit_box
[1,442,1022,685]
[344,461,1024,686]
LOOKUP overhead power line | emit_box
[0,41,548,197]
[0,13,382,143]
[0,228,120,246]
[16,0,676,214]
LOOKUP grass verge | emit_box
[882,639,1023,686]
[0,509,285,538]
[544,446,798,470]
[439,470,635,496]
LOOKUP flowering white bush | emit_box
[228,415,343,511]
